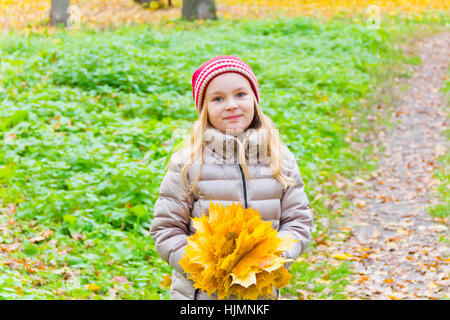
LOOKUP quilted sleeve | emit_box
[278,146,314,266]
[150,150,194,275]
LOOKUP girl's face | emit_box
[205,73,255,134]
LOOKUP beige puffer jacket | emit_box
[150,126,313,300]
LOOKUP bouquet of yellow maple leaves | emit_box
[179,202,298,300]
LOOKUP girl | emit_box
[150,55,313,300]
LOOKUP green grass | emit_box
[0,13,448,299]
[427,152,449,219]
[426,66,450,221]
[280,260,352,300]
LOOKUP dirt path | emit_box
[339,31,450,299]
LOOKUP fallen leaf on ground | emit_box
[396,229,411,235]
[29,230,54,243]
[332,253,353,260]
[86,283,101,290]
[358,276,370,283]
[111,276,128,284]
[354,199,367,209]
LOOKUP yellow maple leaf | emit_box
[179,202,297,300]
[332,252,353,260]
[86,283,101,290]
[160,274,172,289]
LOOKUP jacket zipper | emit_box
[194,288,200,300]
[238,164,248,209]
[193,166,247,300]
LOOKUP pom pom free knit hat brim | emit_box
[191,55,260,113]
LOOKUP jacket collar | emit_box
[203,126,268,163]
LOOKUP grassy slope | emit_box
[425,65,449,251]
[427,65,449,220]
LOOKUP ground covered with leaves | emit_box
[0,4,448,299]
[302,32,449,300]
[1,0,449,31]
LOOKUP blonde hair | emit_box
[173,96,298,196]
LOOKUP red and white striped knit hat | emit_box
[191,55,260,113]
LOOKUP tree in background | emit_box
[182,0,217,21]
[50,0,70,26]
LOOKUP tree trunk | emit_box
[50,0,70,26]
[182,0,217,21]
